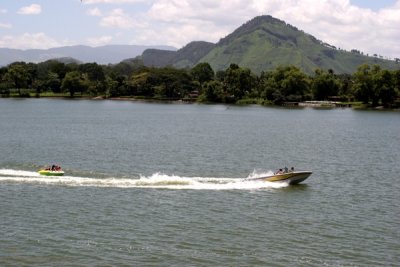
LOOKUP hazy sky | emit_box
[0,0,399,59]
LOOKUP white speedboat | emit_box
[248,171,312,185]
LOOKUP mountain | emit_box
[2,16,398,74]
[142,15,399,74]
[142,41,215,68]
[0,45,176,66]
[51,57,82,64]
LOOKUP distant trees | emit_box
[44,71,62,93]
[79,63,106,96]
[259,66,310,104]
[223,64,255,102]
[61,71,86,97]
[196,63,257,103]
[352,64,398,107]
[200,80,224,102]
[311,69,340,100]
[191,62,214,85]
[4,62,30,96]
[128,67,198,99]
[0,59,399,107]
[373,68,395,107]
[352,64,372,104]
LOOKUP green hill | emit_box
[142,15,399,74]
[142,41,214,68]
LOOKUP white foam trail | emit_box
[0,170,288,190]
[0,169,40,177]
[246,170,275,179]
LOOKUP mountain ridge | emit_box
[1,15,398,74]
[0,44,176,66]
[142,41,215,68]
[142,15,399,74]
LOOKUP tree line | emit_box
[1,60,399,107]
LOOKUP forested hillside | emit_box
[142,15,399,75]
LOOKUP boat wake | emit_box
[0,169,288,190]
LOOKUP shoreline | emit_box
[2,95,399,111]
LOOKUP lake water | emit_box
[0,99,399,266]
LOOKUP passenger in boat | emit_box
[275,169,283,175]
[290,167,295,172]
[50,165,61,171]
[284,167,288,173]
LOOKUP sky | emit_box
[0,0,399,59]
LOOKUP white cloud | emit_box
[0,22,12,29]
[87,7,102,16]
[3,0,400,58]
[0,33,60,49]
[142,0,261,47]
[149,0,257,25]
[17,4,42,15]
[140,0,400,58]
[87,35,113,46]
[131,20,226,48]
[0,9,7,14]
[82,0,147,4]
[100,8,144,29]
[264,0,400,58]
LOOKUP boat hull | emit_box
[249,171,312,185]
[38,170,64,176]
